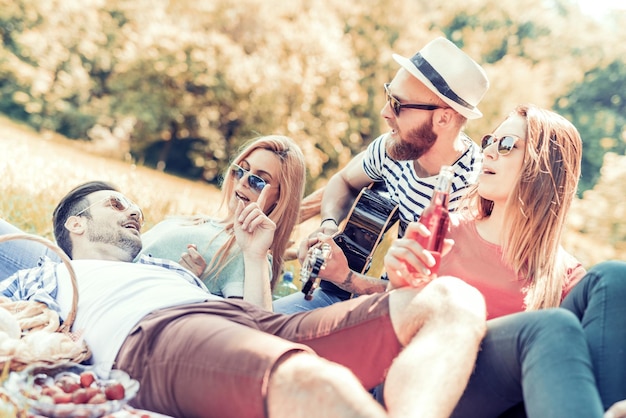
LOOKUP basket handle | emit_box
[0,233,78,333]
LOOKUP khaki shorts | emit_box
[116,293,400,418]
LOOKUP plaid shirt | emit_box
[0,254,207,317]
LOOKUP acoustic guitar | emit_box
[300,183,399,300]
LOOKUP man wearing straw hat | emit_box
[274,36,490,314]
[1,180,487,418]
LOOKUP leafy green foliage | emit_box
[555,60,626,194]
[1,0,625,196]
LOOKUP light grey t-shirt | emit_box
[139,217,271,298]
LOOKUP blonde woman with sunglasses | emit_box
[388,103,585,317]
[381,104,626,417]
[139,135,305,310]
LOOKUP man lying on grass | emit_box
[1,180,486,418]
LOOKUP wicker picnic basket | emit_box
[0,233,91,372]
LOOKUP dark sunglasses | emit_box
[75,195,144,225]
[384,83,444,117]
[231,163,268,194]
[481,134,521,156]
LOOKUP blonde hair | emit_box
[464,104,582,310]
[203,135,305,290]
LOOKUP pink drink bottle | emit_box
[410,165,453,274]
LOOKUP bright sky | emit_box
[578,0,626,17]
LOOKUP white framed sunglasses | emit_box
[75,195,144,225]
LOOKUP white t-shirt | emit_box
[55,259,220,376]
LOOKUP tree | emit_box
[1,0,624,194]
[554,60,626,193]
[565,153,626,266]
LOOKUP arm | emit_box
[0,263,62,314]
[298,151,374,262]
[178,188,275,309]
[233,186,275,310]
[308,235,388,295]
[337,270,388,295]
[241,250,273,310]
[178,244,272,308]
[320,151,373,229]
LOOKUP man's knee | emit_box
[267,352,379,418]
[389,277,486,344]
[428,276,487,319]
[409,276,487,326]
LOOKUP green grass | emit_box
[0,116,226,238]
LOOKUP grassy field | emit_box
[0,117,222,237]
[0,116,320,284]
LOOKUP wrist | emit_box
[320,217,338,227]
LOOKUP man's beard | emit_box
[87,221,142,261]
[387,119,438,161]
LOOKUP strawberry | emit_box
[104,382,125,401]
[57,376,81,394]
[79,371,96,388]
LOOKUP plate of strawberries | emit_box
[4,362,139,418]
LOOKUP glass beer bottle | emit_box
[411,165,453,274]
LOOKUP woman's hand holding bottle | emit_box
[384,222,454,289]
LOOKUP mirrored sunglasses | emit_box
[480,134,521,156]
[384,83,443,117]
[231,163,268,194]
[75,195,144,225]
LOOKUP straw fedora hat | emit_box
[392,37,489,119]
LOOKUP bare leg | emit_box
[267,352,387,418]
[385,276,487,418]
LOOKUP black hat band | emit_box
[410,53,473,110]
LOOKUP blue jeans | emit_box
[453,261,626,417]
[451,308,604,418]
[0,218,60,279]
[273,287,346,314]
[561,260,626,409]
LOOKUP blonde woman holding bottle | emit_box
[385,104,626,417]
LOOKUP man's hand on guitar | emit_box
[314,235,351,285]
[300,234,352,299]
[384,222,454,289]
[297,218,339,264]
